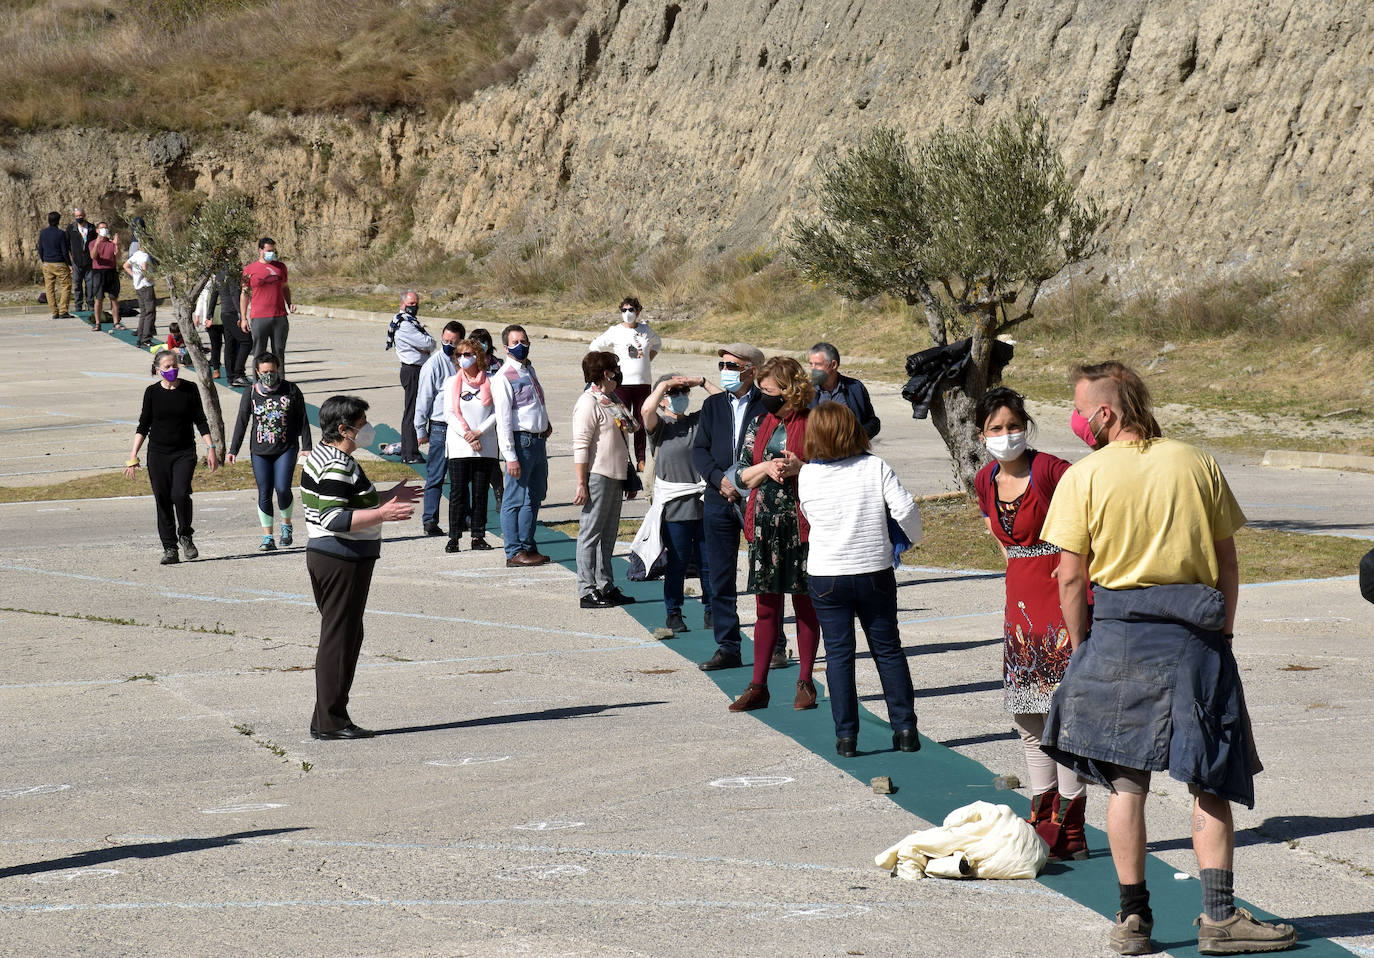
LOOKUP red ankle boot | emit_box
[1030,791,1062,850]
[1048,793,1088,861]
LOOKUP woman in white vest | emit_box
[443,338,499,553]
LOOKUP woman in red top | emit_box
[973,387,1087,861]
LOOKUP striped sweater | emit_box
[300,444,382,559]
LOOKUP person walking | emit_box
[728,356,822,713]
[641,372,721,633]
[208,266,251,386]
[301,396,420,740]
[444,338,500,553]
[972,386,1087,859]
[88,222,124,332]
[124,241,157,348]
[124,348,219,564]
[1040,361,1295,956]
[799,402,922,757]
[227,352,312,553]
[37,212,74,320]
[807,342,880,438]
[239,237,294,375]
[415,320,465,536]
[66,207,95,313]
[572,350,639,607]
[383,290,434,464]
[589,296,662,471]
[691,342,767,671]
[492,324,553,567]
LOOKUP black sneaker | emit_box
[580,589,615,609]
[665,611,688,633]
[445,539,461,553]
[160,548,180,565]
[178,536,198,560]
[602,586,636,606]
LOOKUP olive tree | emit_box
[138,196,257,453]
[789,106,1102,492]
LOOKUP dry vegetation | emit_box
[0,0,586,130]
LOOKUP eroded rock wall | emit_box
[1,0,1370,286]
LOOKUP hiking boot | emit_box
[665,611,688,633]
[178,535,199,560]
[259,535,276,553]
[1110,912,1154,955]
[1195,907,1297,954]
[279,522,293,547]
[160,548,180,565]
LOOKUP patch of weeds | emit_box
[375,653,413,662]
[232,722,292,763]
[234,724,254,736]
[1280,664,1320,671]
[162,620,236,635]
[463,668,513,674]
[125,674,156,683]
[1,607,143,627]
[635,668,677,675]
[300,761,314,773]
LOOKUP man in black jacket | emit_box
[66,207,96,312]
[690,342,766,671]
[208,267,252,386]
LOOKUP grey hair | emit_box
[809,342,840,365]
[654,372,683,388]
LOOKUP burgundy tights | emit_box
[751,591,820,685]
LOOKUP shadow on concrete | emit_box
[1287,910,1374,939]
[1246,518,1374,535]
[904,679,1003,698]
[939,730,1018,748]
[0,828,305,879]
[898,571,1004,586]
[1148,813,1374,853]
[374,701,668,737]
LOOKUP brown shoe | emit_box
[1110,912,1154,956]
[1195,907,1296,955]
[793,679,817,710]
[505,551,539,567]
[526,550,552,565]
[728,683,770,712]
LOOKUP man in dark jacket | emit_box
[66,207,96,312]
[37,211,73,319]
[690,342,766,671]
[807,342,880,438]
[208,267,252,386]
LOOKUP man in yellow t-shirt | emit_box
[1039,361,1294,957]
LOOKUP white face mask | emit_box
[984,431,1027,462]
[97,228,110,238]
[348,422,375,448]
[621,309,637,325]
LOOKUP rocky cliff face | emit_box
[1,0,1369,288]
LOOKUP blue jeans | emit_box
[809,569,916,740]
[422,420,448,525]
[664,517,711,616]
[702,497,743,655]
[251,449,298,520]
[500,432,548,558]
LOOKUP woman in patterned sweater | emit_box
[227,352,312,552]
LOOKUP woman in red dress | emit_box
[974,387,1087,861]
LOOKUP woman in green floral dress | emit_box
[728,356,822,713]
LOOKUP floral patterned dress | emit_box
[738,418,808,595]
[974,450,1077,714]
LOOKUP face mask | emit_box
[610,370,623,388]
[458,355,476,370]
[759,393,786,415]
[809,368,828,388]
[258,371,279,388]
[75,217,86,224]
[621,309,637,325]
[348,422,375,447]
[507,341,529,361]
[1071,409,1103,448]
[669,394,689,415]
[442,342,456,357]
[262,250,276,262]
[403,304,418,317]
[98,228,110,238]
[984,431,1027,462]
[160,366,178,383]
[720,370,742,392]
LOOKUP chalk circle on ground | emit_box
[202,803,286,814]
[495,864,589,881]
[0,784,71,798]
[709,776,795,789]
[749,904,871,921]
[512,821,584,831]
[426,756,511,767]
[32,869,121,884]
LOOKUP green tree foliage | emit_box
[789,105,1102,492]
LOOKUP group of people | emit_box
[36,207,157,342]
[110,244,1293,954]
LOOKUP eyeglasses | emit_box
[718,361,750,371]
[460,390,481,401]
[456,352,476,358]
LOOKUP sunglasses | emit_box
[718,360,750,371]
[666,389,690,397]
[460,389,481,401]
[456,352,476,358]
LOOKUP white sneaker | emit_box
[380,442,402,456]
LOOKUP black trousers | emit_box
[147,447,196,549]
[207,324,224,370]
[448,456,497,539]
[399,363,422,458]
[307,550,377,733]
[224,326,251,380]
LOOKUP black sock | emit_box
[1201,868,1235,921]
[1119,882,1152,923]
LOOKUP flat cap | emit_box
[717,342,764,368]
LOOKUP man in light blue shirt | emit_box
[415,320,465,536]
[385,291,435,463]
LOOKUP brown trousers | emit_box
[42,262,72,316]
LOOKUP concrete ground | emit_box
[1,307,1372,957]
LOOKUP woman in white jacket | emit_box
[797,402,923,758]
[443,338,499,553]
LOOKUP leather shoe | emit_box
[793,679,817,710]
[580,589,615,609]
[470,537,493,550]
[310,724,375,740]
[892,727,921,752]
[445,539,461,553]
[836,737,858,758]
[729,682,770,712]
[698,650,743,671]
[527,550,552,565]
[423,522,445,537]
[703,609,713,629]
[506,551,540,567]
[665,611,688,633]
[769,646,790,669]
[602,585,635,605]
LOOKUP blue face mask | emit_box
[262,250,276,262]
[669,394,690,415]
[442,342,455,357]
[720,370,742,392]
[507,341,530,361]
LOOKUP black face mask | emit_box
[760,393,785,415]
[403,304,418,317]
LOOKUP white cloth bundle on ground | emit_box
[875,801,1048,880]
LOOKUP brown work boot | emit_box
[1109,912,1154,956]
[728,682,769,712]
[1195,907,1297,954]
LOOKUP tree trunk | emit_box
[165,274,226,456]
[912,282,948,347]
[928,380,987,495]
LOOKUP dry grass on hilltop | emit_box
[0,0,585,131]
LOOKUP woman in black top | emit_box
[227,352,312,553]
[125,348,219,564]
